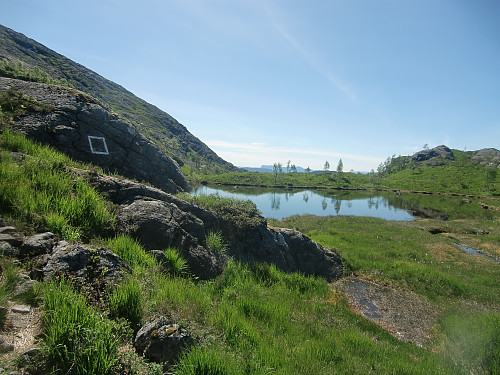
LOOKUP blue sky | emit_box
[1,0,499,171]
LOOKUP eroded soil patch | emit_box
[334,276,442,347]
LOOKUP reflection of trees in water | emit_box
[321,198,328,211]
[303,192,309,203]
[347,201,353,209]
[334,199,341,215]
[270,192,281,211]
[366,197,387,210]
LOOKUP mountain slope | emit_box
[0,24,237,173]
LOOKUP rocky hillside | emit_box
[0,76,187,193]
[380,145,500,175]
[0,24,237,173]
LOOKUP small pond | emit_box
[189,185,414,221]
[188,184,498,222]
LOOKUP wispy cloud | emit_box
[262,2,357,102]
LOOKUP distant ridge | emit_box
[0,24,238,173]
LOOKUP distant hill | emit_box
[379,145,500,175]
[0,24,237,173]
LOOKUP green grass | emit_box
[0,131,115,239]
[42,278,119,374]
[106,235,156,273]
[178,192,264,228]
[109,276,143,332]
[381,164,500,196]
[435,311,500,374]
[276,215,500,304]
[205,230,228,253]
[163,248,190,276]
[137,260,462,374]
[0,59,71,87]
[191,158,499,197]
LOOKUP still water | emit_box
[189,185,415,221]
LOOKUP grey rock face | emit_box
[471,148,500,168]
[134,317,192,364]
[107,172,343,281]
[411,145,454,166]
[0,226,23,257]
[0,77,187,193]
[43,241,131,287]
[21,232,54,257]
[117,198,227,280]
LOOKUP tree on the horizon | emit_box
[337,159,343,178]
[324,160,330,172]
[273,162,283,184]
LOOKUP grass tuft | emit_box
[42,278,119,374]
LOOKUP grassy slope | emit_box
[1,134,498,374]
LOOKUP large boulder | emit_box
[0,77,187,193]
[117,198,227,280]
[43,241,131,288]
[21,232,54,257]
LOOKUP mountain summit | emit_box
[0,24,237,173]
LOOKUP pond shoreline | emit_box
[188,180,499,201]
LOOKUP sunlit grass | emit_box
[0,131,115,239]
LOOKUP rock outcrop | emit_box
[411,145,454,166]
[91,172,343,282]
[42,241,131,288]
[0,77,187,193]
[471,148,500,168]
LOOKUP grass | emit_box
[0,131,115,239]
[1,130,498,374]
[106,235,156,273]
[177,192,264,229]
[163,248,190,276]
[275,215,500,305]
[0,59,71,87]
[109,276,143,332]
[42,278,119,374]
[205,230,228,253]
[190,157,499,197]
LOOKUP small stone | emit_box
[11,304,31,314]
[0,334,14,352]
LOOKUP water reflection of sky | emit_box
[189,186,414,221]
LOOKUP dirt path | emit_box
[0,302,42,372]
[334,276,442,347]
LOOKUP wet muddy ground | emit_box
[334,276,442,347]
